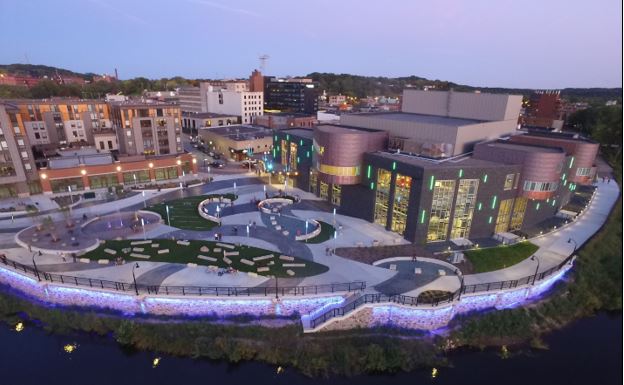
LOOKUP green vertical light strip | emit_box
[392,161,396,171]
[458,169,463,178]
[370,182,375,190]
[569,156,574,169]
[420,210,426,224]
[274,135,277,141]
[429,175,435,190]
[297,156,300,164]
[286,134,290,141]
[306,151,310,158]
[563,180,567,186]
[552,199,556,206]
[367,165,372,179]
[488,216,493,224]
[272,148,276,158]
[536,203,541,210]
[483,174,488,183]
[477,202,482,211]
[300,140,303,146]
[491,195,497,209]
[561,173,566,180]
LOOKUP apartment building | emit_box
[109,101,182,156]
[0,103,40,197]
[206,85,263,124]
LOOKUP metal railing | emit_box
[309,254,575,329]
[0,255,365,297]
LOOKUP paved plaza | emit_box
[0,171,620,300]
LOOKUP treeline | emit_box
[567,105,622,163]
[0,77,196,100]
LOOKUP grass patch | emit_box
[145,194,237,231]
[302,221,335,244]
[82,239,329,278]
[464,242,539,273]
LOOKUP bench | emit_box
[132,247,144,252]
[286,269,295,276]
[104,248,117,255]
[257,267,270,272]
[240,259,254,266]
[247,272,258,277]
[187,263,197,268]
[197,255,217,262]
[130,240,151,245]
[279,255,295,261]
[151,244,160,248]
[275,225,282,231]
[282,263,305,267]
[438,269,446,276]
[130,253,151,259]
[216,242,235,249]
[223,251,239,257]
[200,246,210,252]
[389,264,397,270]
[176,240,190,246]
[157,249,169,254]
[253,254,274,261]
[213,248,222,253]
[223,256,232,265]
[282,230,289,236]
[97,259,109,265]
[79,258,90,263]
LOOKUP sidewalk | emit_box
[464,180,620,285]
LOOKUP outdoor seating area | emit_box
[81,238,329,277]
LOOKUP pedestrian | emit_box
[325,247,329,256]
[412,255,417,262]
[607,176,611,184]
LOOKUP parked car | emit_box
[210,161,224,168]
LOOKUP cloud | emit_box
[185,0,263,18]
[86,0,149,25]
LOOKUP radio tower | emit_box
[259,54,269,73]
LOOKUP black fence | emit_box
[0,255,366,297]
[309,254,576,329]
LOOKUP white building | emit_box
[206,86,263,124]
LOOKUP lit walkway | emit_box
[464,180,620,285]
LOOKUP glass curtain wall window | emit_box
[331,184,341,206]
[289,142,298,171]
[450,179,479,239]
[391,174,411,234]
[510,197,528,230]
[280,140,288,168]
[427,180,455,242]
[309,170,318,194]
[319,180,329,200]
[374,169,392,227]
[495,198,514,233]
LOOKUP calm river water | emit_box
[0,313,620,385]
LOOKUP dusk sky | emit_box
[0,0,621,89]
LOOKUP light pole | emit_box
[32,251,42,281]
[567,238,578,253]
[68,186,73,218]
[141,217,146,240]
[133,173,137,188]
[455,268,464,300]
[531,255,540,285]
[131,262,140,296]
[165,205,171,226]
[142,190,146,208]
[275,275,279,300]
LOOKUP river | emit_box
[0,313,620,385]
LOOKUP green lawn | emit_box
[82,239,329,278]
[145,194,237,231]
[303,221,336,244]
[464,242,539,273]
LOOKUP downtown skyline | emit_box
[0,0,622,89]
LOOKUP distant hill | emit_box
[0,63,92,80]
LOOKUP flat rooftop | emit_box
[484,141,563,153]
[279,128,314,139]
[199,125,270,141]
[350,112,485,127]
[369,151,504,170]
[181,112,238,119]
[316,124,384,134]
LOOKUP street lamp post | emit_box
[165,205,171,226]
[275,275,279,300]
[68,186,73,218]
[142,190,146,209]
[32,251,42,281]
[131,262,140,296]
[531,255,540,285]
[455,268,464,300]
[141,218,146,240]
[133,173,137,188]
[567,238,578,253]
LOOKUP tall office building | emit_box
[263,77,319,114]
